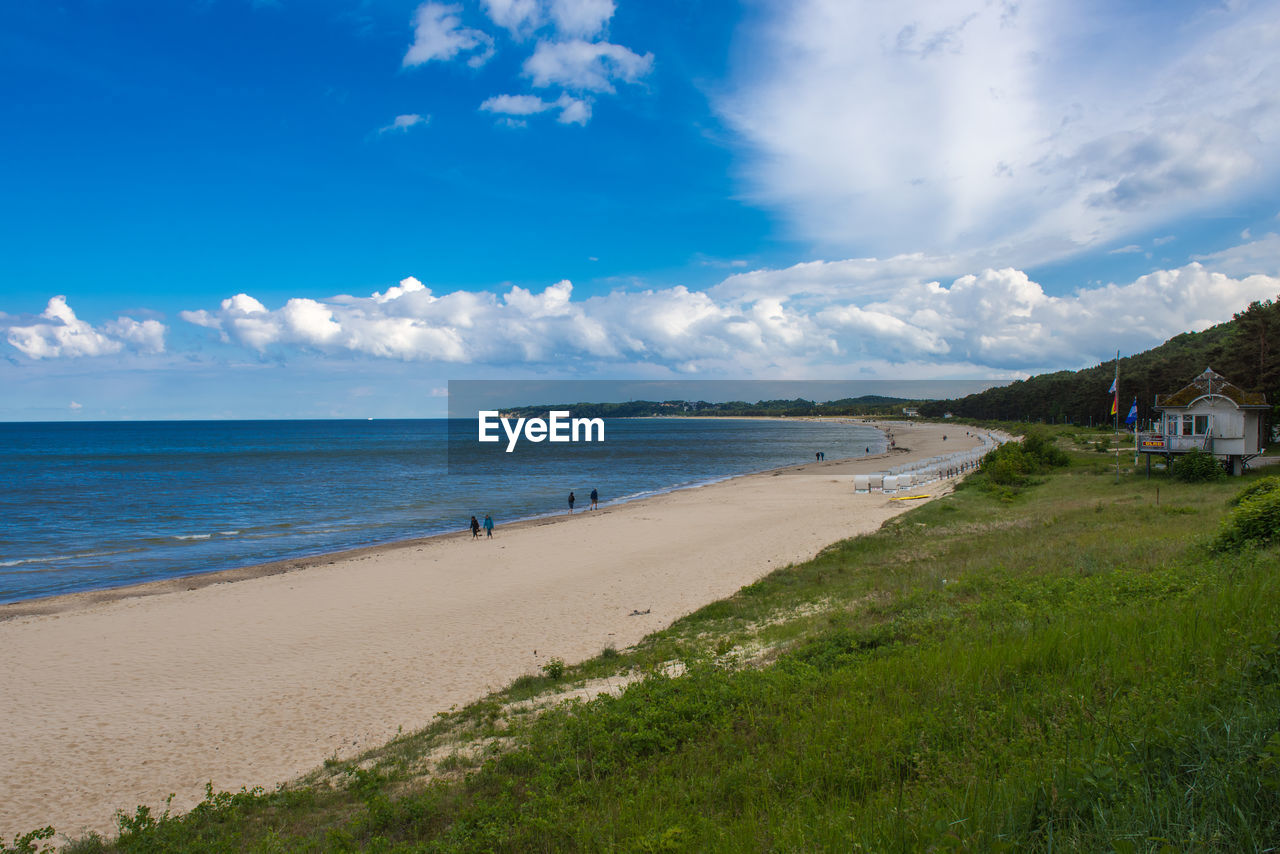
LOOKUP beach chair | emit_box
[882,475,899,494]
[854,474,870,494]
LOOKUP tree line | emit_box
[500,395,919,419]
[920,297,1280,427]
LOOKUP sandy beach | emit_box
[0,420,984,840]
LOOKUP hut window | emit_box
[1182,416,1194,436]
[1194,415,1209,435]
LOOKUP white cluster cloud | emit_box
[480,0,542,36]
[174,249,1280,374]
[402,0,650,126]
[481,0,613,38]
[11,238,1277,372]
[719,0,1280,264]
[378,113,428,133]
[402,3,494,68]
[522,38,651,92]
[548,0,613,38]
[480,92,590,124]
[5,297,165,360]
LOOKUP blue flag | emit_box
[1125,398,1138,426]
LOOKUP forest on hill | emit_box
[501,395,917,419]
[921,298,1280,427]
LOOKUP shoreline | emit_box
[0,420,981,839]
[0,422,908,620]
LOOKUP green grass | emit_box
[12,431,1280,853]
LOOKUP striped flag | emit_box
[1108,378,1117,394]
[1125,398,1138,426]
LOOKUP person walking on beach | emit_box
[483,513,494,538]
[568,491,575,514]
[590,488,598,510]
[469,515,481,538]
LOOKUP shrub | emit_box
[1172,448,1226,482]
[2,827,55,854]
[1229,475,1280,506]
[1021,429,1070,467]
[978,429,1069,488]
[1212,488,1280,551]
[982,447,1019,484]
[980,444,1033,486]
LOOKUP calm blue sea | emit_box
[0,418,885,603]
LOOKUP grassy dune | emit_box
[12,429,1280,853]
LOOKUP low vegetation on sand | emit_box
[10,428,1280,852]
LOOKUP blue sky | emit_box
[3,0,1280,419]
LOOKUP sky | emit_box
[3,0,1280,419]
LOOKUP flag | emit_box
[1108,378,1117,394]
[1111,392,1118,416]
[1125,397,1138,426]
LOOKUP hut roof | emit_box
[1154,367,1268,409]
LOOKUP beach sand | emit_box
[0,420,984,839]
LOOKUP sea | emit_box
[0,418,886,604]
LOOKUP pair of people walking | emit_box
[568,488,599,514]
[469,514,494,538]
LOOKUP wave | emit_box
[174,529,250,541]
[0,548,136,570]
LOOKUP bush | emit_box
[1229,475,1280,506]
[1172,448,1226,482]
[1212,488,1280,551]
[2,827,55,854]
[1021,429,1070,467]
[978,429,1069,488]
[982,445,1034,486]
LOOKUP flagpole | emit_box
[1114,350,1120,482]
[1113,350,1119,434]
